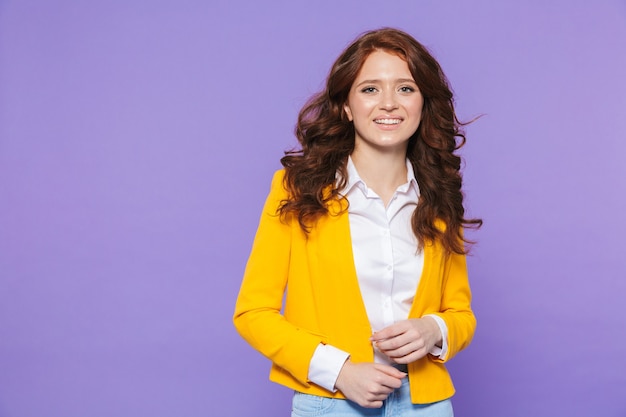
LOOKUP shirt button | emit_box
[386,265,392,271]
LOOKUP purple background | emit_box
[1,1,625,416]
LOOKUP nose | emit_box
[379,89,399,111]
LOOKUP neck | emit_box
[350,147,408,205]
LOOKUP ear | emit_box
[343,102,353,122]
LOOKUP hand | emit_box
[334,360,405,408]
[371,317,442,364]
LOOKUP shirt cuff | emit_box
[308,344,350,392]
[423,314,449,360]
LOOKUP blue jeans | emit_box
[291,378,453,417]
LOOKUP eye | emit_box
[399,86,415,93]
[360,87,378,93]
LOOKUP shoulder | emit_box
[259,169,289,218]
[270,169,286,188]
[267,169,288,200]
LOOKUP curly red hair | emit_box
[279,28,481,254]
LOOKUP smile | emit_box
[374,118,402,125]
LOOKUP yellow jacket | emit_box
[233,170,476,404]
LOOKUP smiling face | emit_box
[344,50,424,156]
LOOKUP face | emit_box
[344,50,424,155]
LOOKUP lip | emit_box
[373,116,403,130]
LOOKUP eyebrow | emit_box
[355,78,417,87]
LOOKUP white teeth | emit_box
[374,118,401,125]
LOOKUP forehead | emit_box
[355,50,412,79]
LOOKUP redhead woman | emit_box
[234,28,481,417]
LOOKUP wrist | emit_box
[422,316,443,347]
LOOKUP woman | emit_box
[234,27,481,416]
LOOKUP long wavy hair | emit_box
[279,28,482,255]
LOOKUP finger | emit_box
[363,377,401,394]
[363,400,384,409]
[371,385,395,396]
[393,347,429,364]
[382,376,403,389]
[381,345,412,359]
[381,339,426,358]
[371,322,406,341]
[376,334,412,351]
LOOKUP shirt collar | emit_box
[340,156,420,197]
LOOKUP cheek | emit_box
[408,100,424,119]
[351,100,376,119]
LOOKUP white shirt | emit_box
[307,157,449,392]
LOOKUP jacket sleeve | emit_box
[429,248,476,363]
[233,170,323,386]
